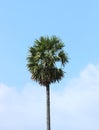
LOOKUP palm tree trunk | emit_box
[46,84,51,130]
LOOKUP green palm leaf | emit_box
[27,35,68,86]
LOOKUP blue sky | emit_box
[0,0,99,130]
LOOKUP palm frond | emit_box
[27,35,69,86]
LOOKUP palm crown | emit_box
[27,36,68,87]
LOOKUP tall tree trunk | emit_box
[46,85,51,130]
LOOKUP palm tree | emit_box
[27,36,69,130]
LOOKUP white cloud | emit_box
[0,63,99,130]
[51,64,99,130]
[0,84,46,130]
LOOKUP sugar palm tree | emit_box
[27,36,69,130]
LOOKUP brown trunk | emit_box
[46,85,51,130]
